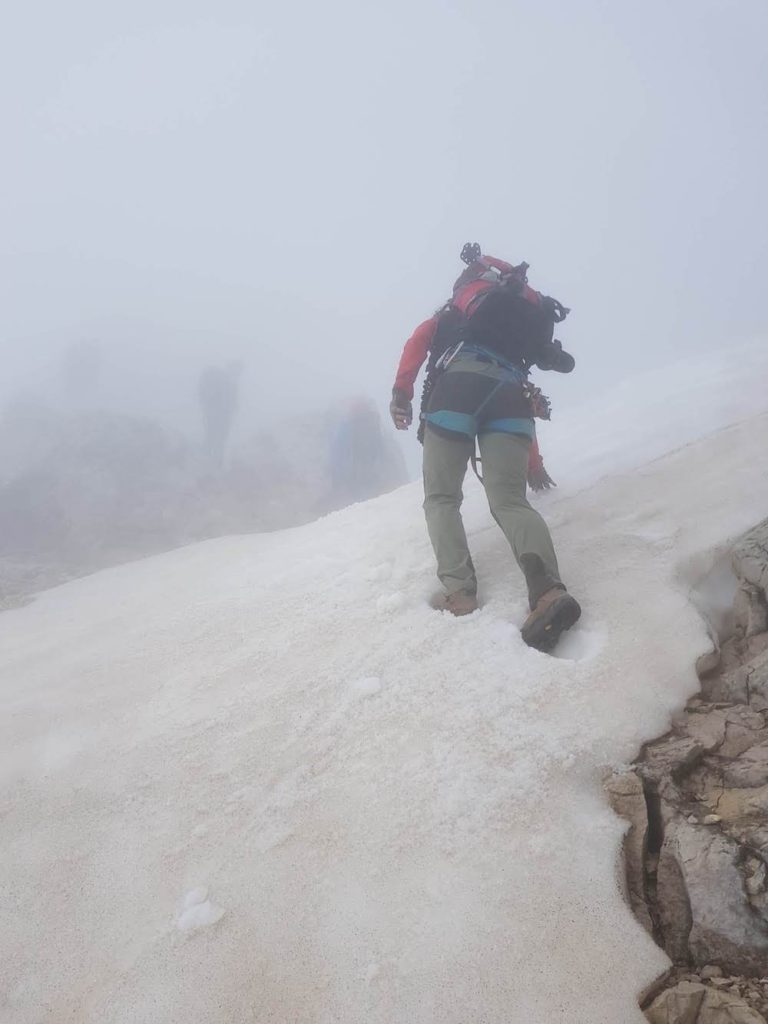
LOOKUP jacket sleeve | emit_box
[393,317,439,400]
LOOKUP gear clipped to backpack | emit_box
[523,382,552,420]
[460,242,482,265]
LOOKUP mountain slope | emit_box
[2,353,768,1024]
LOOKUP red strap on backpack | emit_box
[451,252,539,317]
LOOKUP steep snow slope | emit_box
[2,347,768,1024]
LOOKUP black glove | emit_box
[390,387,413,430]
[528,462,556,492]
[536,339,575,373]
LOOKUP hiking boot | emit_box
[430,589,479,616]
[521,587,581,652]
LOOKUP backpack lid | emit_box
[451,250,532,316]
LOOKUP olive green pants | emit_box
[422,428,563,608]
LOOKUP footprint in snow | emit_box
[549,626,603,662]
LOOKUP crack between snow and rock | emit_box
[609,519,768,1022]
[712,774,727,814]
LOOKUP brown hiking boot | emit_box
[430,589,479,616]
[521,587,581,652]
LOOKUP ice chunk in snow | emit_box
[182,887,209,908]
[365,962,380,984]
[350,676,381,697]
[176,888,225,932]
[375,591,405,614]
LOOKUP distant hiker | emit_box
[328,397,408,508]
[198,361,243,467]
[389,243,580,651]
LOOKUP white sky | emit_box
[2,0,767,433]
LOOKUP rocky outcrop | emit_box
[646,978,768,1023]
[607,519,768,1023]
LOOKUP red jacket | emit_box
[393,315,439,402]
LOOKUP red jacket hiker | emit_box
[387,243,580,650]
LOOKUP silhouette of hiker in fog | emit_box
[328,397,407,508]
[198,361,243,467]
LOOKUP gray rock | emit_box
[734,585,768,639]
[718,708,768,760]
[683,709,729,753]
[695,987,768,1023]
[657,821,695,963]
[744,650,768,711]
[646,979,768,1023]
[641,736,706,785]
[657,820,768,973]
[733,521,768,595]
[700,965,724,979]
[707,665,750,705]
[746,634,768,662]
[645,980,706,1024]
[722,743,768,789]
[693,785,768,837]
[697,648,723,679]
[705,649,768,711]
[605,769,654,934]
[746,862,767,897]
[632,521,768,995]
[741,828,768,866]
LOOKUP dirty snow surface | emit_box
[2,345,768,1024]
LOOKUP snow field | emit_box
[1,346,768,1023]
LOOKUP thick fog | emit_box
[4,0,768,415]
[2,0,767,599]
